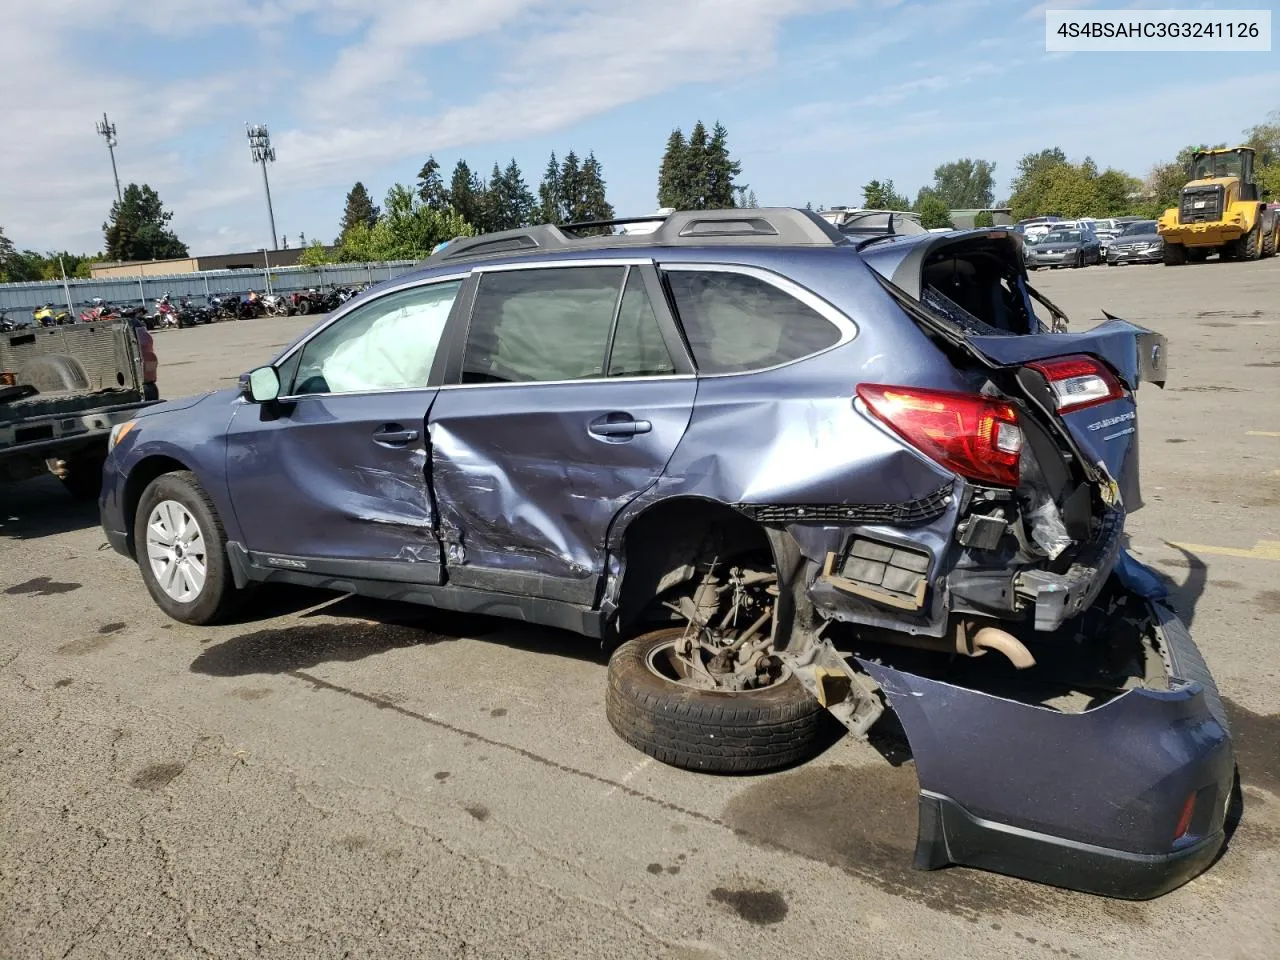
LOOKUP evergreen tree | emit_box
[683,122,709,208]
[916,195,954,230]
[449,160,485,231]
[339,182,379,243]
[862,179,911,210]
[537,152,561,224]
[416,156,449,210]
[657,129,689,209]
[559,151,583,222]
[734,186,759,208]
[484,159,537,231]
[578,152,615,226]
[704,122,741,209]
[102,183,187,262]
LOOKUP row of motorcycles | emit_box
[0,285,370,334]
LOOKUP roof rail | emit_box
[424,207,848,265]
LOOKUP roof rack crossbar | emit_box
[424,207,849,265]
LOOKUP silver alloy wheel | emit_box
[145,499,208,603]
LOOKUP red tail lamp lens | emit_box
[857,384,1023,488]
[1174,792,1197,841]
[1027,354,1125,412]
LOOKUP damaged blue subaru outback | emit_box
[100,208,1232,900]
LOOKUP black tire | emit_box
[143,382,159,402]
[1243,224,1261,261]
[1163,243,1187,266]
[1186,248,1209,264]
[297,299,312,315]
[1263,224,1278,258]
[133,470,241,625]
[606,628,825,774]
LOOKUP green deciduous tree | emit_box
[916,195,953,230]
[338,183,474,262]
[298,240,331,265]
[339,182,380,244]
[861,179,910,210]
[928,158,996,210]
[103,184,187,262]
[973,210,994,228]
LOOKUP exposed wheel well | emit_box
[614,499,769,631]
[122,455,190,557]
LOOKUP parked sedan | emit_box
[1107,220,1164,265]
[1025,226,1101,269]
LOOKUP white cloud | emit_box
[2,0,869,253]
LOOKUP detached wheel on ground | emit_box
[133,470,241,625]
[606,627,826,774]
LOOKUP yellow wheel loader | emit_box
[1157,147,1279,265]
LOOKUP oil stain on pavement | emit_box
[5,576,80,596]
[708,888,788,925]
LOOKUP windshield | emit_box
[1191,152,1242,181]
[1043,231,1081,243]
[1121,221,1157,237]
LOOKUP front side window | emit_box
[291,281,460,395]
[664,269,842,375]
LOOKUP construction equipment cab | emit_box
[1157,146,1279,264]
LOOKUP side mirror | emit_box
[242,365,280,403]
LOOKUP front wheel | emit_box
[1243,224,1261,261]
[1163,243,1187,266]
[134,471,241,625]
[606,628,826,774]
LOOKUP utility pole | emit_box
[96,113,122,203]
[246,123,278,251]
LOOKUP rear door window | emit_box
[463,266,623,384]
[663,268,842,374]
[607,269,676,377]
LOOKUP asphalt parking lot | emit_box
[3,258,1279,960]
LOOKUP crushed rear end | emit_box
[792,230,1233,897]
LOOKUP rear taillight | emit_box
[857,384,1023,488]
[1027,354,1125,412]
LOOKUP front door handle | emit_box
[588,413,652,440]
[373,425,419,446]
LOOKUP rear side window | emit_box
[664,269,842,374]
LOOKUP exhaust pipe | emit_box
[857,618,1037,670]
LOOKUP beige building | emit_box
[90,247,338,279]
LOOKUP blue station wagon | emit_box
[100,209,1232,899]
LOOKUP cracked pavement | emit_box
[3,260,1279,959]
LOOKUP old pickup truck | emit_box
[1,319,159,498]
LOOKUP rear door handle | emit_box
[588,414,652,439]
[373,426,419,446]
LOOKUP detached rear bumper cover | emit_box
[858,594,1233,899]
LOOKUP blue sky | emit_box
[1,0,1275,256]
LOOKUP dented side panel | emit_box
[225,392,444,582]
[428,378,697,601]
